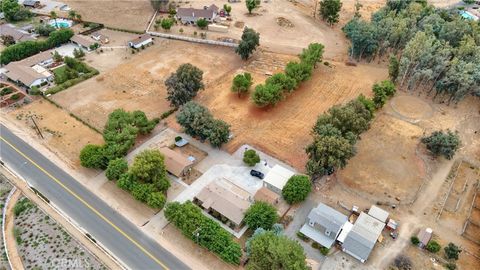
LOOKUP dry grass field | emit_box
[51,40,242,131]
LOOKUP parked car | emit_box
[250,170,264,179]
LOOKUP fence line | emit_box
[2,186,17,270]
[147,31,238,48]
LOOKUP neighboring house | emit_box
[0,24,36,43]
[193,178,252,230]
[417,228,433,248]
[254,186,280,205]
[342,212,385,263]
[299,203,349,249]
[23,0,40,8]
[91,32,109,44]
[70,34,98,51]
[262,164,295,194]
[176,5,219,24]
[158,147,194,178]
[3,51,54,89]
[127,34,153,49]
[367,205,389,223]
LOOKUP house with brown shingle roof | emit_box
[0,24,36,43]
[70,34,98,51]
[3,50,54,89]
[159,147,194,177]
[176,5,218,24]
[127,34,153,49]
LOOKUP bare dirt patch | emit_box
[51,40,242,131]
[8,100,104,168]
[338,114,426,203]
[62,0,153,32]
[390,95,434,121]
[193,51,387,171]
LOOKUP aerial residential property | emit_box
[1,0,479,270]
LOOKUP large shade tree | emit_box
[165,63,204,107]
[236,27,260,60]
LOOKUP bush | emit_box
[251,83,283,107]
[80,144,107,169]
[282,175,311,204]
[421,130,460,160]
[426,240,441,253]
[265,73,297,93]
[394,255,412,270]
[244,201,279,230]
[296,231,309,241]
[445,262,457,270]
[0,87,14,96]
[285,61,313,83]
[311,242,321,249]
[243,149,260,166]
[164,201,242,265]
[372,80,396,108]
[146,192,166,209]
[410,236,420,245]
[196,18,208,29]
[357,94,375,114]
[231,72,253,97]
[14,198,33,216]
[105,158,128,180]
[320,247,330,256]
[10,93,21,100]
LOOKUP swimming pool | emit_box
[459,10,479,21]
[49,19,73,28]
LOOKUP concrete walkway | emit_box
[4,188,24,270]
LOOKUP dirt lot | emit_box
[62,0,153,32]
[52,39,242,131]
[192,54,387,171]
[8,99,104,168]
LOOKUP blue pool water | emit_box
[49,19,72,28]
[459,11,478,21]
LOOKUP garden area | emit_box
[13,197,105,269]
[45,56,99,95]
[0,85,26,108]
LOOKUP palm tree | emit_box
[68,10,77,20]
[75,14,82,22]
[50,11,58,28]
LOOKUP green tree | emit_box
[68,10,77,20]
[285,61,313,83]
[243,149,260,166]
[265,73,297,92]
[342,18,378,60]
[444,242,461,260]
[319,0,343,26]
[165,63,204,107]
[196,18,208,29]
[388,55,400,81]
[105,158,128,180]
[150,0,169,11]
[147,192,167,208]
[246,0,257,14]
[282,175,312,204]
[53,51,63,62]
[306,135,355,177]
[224,4,232,15]
[2,0,32,22]
[244,202,278,230]
[231,72,253,97]
[79,144,107,169]
[73,48,85,58]
[299,43,325,68]
[117,173,135,191]
[357,94,375,114]
[236,27,260,60]
[426,240,441,253]
[372,80,396,108]
[247,231,307,270]
[251,83,282,107]
[50,11,58,27]
[207,119,230,147]
[129,149,170,192]
[410,236,420,245]
[176,101,213,140]
[35,24,56,37]
[421,130,460,160]
[463,0,475,4]
[161,18,174,31]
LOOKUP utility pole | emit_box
[313,0,318,18]
[30,116,44,139]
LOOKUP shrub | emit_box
[105,158,128,180]
[282,175,312,204]
[146,192,166,209]
[265,73,297,92]
[444,242,461,260]
[372,80,396,108]
[311,242,321,249]
[285,61,313,83]
[243,149,260,166]
[394,255,412,270]
[426,240,441,253]
[251,83,283,107]
[421,130,460,160]
[445,262,457,270]
[410,236,420,245]
[196,18,208,29]
[357,94,375,114]
[244,201,279,230]
[80,144,107,169]
[0,87,14,96]
[231,72,253,97]
[10,93,21,100]
[164,201,242,264]
[320,247,330,256]
[14,198,33,216]
[296,231,309,241]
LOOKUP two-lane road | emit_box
[0,124,189,270]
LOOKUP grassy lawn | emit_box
[53,65,68,78]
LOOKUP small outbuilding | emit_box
[159,147,194,178]
[368,205,389,223]
[70,34,98,51]
[262,165,295,194]
[128,34,153,49]
[23,0,40,8]
[417,228,433,248]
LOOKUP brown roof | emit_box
[70,34,97,48]
[0,24,35,42]
[4,50,53,86]
[176,7,216,19]
[254,187,280,205]
[159,147,193,177]
[128,34,152,46]
[195,180,252,225]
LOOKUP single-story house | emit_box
[91,32,109,44]
[300,203,348,249]
[128,34,153,49]
[367,205,389,223]
[193,179,252,230]
[0,24,36,43]
[254,187,280,205]
[70,34,98,51]
[417,228,433,248]
[3,50,54,89]
[262,164,295,194]
[342,212,385,263]
[176,5,218,24]
[23,0,40,8]
[159,147,194,178]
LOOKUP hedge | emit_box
[45,67,99,95]
[164,201,242,265]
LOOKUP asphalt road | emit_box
[0,124,189,270]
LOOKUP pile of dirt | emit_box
[234,21,245,28]
[276,17,294,28]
